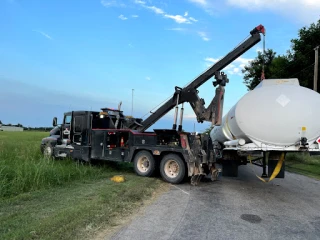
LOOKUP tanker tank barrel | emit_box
[210,78,320,149]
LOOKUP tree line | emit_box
[243,19,320,90]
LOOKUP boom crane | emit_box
[130,24,265,132]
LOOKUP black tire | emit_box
[160,154,186,184]
[43,144,54,159]
[133,150,156,177]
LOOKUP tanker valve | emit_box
[300,137,309,149]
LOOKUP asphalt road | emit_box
[109,165,320,240]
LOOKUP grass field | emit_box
[0,131,166,240]
[285,152,320,180]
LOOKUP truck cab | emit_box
[40,108,144,161]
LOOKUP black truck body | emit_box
[41,109,209,184]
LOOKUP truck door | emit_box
[72,113,90,161]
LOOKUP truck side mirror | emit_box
[53,117,57,127]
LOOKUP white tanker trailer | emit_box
[209,78,320,179]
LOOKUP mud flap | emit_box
[222,161,238,177]
[268,159,285,178]
[72,146,90,162]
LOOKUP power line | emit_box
[290,63,315,78]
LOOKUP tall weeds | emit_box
[0,132,119,198]
[285,152,320,166]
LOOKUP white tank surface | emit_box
[210,78,320,147]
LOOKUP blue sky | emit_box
[1,0,320,132]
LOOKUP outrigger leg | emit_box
[261,152,268,178]
[190,174,203,186]
[210,166,219,181]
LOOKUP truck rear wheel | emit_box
[133,150,156,177]
[160,154,185,184]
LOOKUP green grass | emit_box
[0,131,166,239]
[0,176,163,240]
[0,131,110,198]
[285,152,320,179]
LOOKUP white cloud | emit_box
[146,6,165,14]
[205,57,219,63]
[198,32,210,41]
[166,27,187,31]
[146,76,151,80]
[226,0,320,11]
[204,56,253,75]
[188,0,207,5]
[164,14,191,24]
[255,46,263,53]
[118,14,128,20]
[131,14,139,18]
[183,113,197,119]
[134,0,196,24]
[100,0,126,8]
[134,0,145,4]
[190,0,320,24]
[33,30,52,40]
[189,17,198,22]
[236,56,253,65]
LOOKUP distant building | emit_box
[0,120,24,131]
[0,125,24,132]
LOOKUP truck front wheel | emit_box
[160,154,185,184]
[133,150,156,177]
[43,144,54,159]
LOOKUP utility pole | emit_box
[131,89,134,116]
[314,46,319,92]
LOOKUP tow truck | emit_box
[40,25,266,184]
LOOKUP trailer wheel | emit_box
[160,154,185,184]
[133,150,156,177]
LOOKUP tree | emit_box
[242,49,277,90]
[287,19,320,89]
[202,125,213,134]
[242,20,320,92]
[242,19,320,91]
[269,55,291,78]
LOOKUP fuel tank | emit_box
[210,78,320,147]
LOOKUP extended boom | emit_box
[130,25,265,132]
